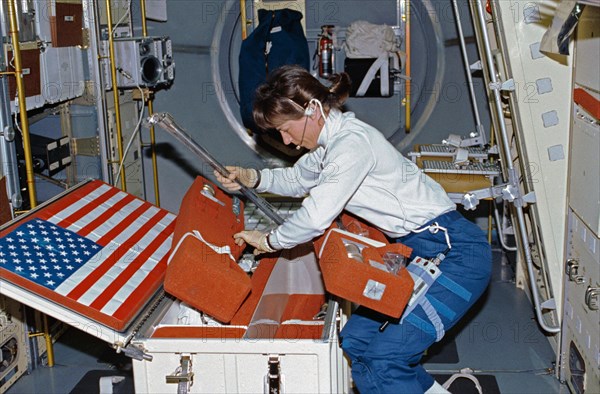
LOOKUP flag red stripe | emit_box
[112,254,169,321]
[66,209,169,300]
[95,202,152,246]
[78,194,137,237]
[36,181,105,221]
[57,187,121,229]
[89,220,175,310]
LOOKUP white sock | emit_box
[424,380,450,394]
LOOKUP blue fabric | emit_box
[238,9,310,132]
[340,210,492,393]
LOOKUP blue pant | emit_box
[340,210,492,393]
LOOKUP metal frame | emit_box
[469,0,561,334]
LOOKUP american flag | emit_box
[0,180,176,331]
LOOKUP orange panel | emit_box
[152,326,247,339]
[164,177,250,323]
[230,257,277,325]
[315,227,414,319]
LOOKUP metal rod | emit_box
[404,0,411,133]
[105,0,127,190]
[147,113,284,225]
[139,0,161,206]
[451,0,485,142]
[493,201,517,251]
[473,0,559,333]
[6,0,37,208]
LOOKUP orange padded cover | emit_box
[164,176,250,323]
[230,257,278,326]
[315,215,414,319]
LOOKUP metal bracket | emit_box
[2,125,15,141]
[540,298,557,310]
[11,192,23,209]
[80,28,90,50]
[115,343,152,361]
[442,132,486,149]
[489,78,515,92]
[470,60,482,72]
[585,286,599,310]
[565,259,585,284]
[71,136,100,156]
[461,181,536,211]
[265,355,282,394]
[166,355,194,390]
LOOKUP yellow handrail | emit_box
[105,0,127,190]
[6,0,36,207]
[139,0,161,206]
[241,0,248,39]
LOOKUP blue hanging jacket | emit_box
[239,9,310,132]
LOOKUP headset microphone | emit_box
[296,99,325,150]
[297,114,309,150]
[297,104,313,150]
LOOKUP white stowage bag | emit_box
[344,20,398,58]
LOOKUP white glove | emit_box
[234,230,276,255]
[214,166,260,192]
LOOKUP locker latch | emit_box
[565,259,585,284]
[166,355,194,389]
[265,355,283,394]
[585,286,599,311]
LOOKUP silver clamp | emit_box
[460,168,536,211]
[265,355,283,394]
[2,125,15,141]
[166,355,194,391]
[566,259,585,285]
[585,286,599,311]
[489,78,515,92]
[115,343,153,361]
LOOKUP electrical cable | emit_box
[112,0,132,37]
[114,85,145,186]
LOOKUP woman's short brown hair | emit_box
[253,65,351,131]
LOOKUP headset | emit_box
[304,98,326,119]
[284,98,326,150]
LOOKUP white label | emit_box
[22,68,31,75]
[363,280,386,301]
[64,15,74,22]
[270,26,282,34]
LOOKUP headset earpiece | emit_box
[304,106,315,117]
